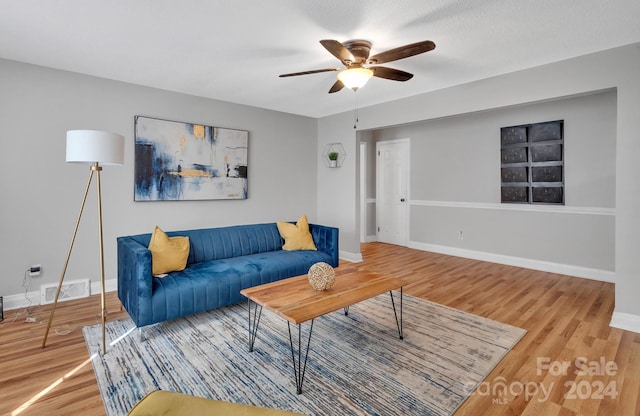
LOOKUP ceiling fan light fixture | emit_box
[337,67,373,91]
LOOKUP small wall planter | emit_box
[322,143,346,168]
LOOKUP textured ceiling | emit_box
[2,0,640,118]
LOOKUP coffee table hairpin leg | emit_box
[247,299,263,352]
[344,289,403,338]
[389,287,404,339]
[287,320,314,395]
[246,298,313,394]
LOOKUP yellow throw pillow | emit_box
[148,226,190,275]
[277,215,317,251]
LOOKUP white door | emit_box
[376,139,410,246]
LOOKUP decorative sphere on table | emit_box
[308,262,335,290]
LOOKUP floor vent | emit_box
[40,279,90,305]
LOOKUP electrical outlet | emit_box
[458,230,464,240]
[29,264,42,277]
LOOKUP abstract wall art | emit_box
[134,116,248,201]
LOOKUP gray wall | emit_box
[318,43,640,327]
[371,90,616,271]
[0,58,317,299]
[316,111,361,259]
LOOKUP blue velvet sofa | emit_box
[117,222,339,327]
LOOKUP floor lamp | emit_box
[42,130,124,354]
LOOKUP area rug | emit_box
[83,294,526,416]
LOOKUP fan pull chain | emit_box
[353,92,359,129]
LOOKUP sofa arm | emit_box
[117,236,154,327]
[309,224,339,267]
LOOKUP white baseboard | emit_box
[408,241,615,283]
[2,290,41,312]
[362,235,377,243]
[3,278,118,311]
[92,278,118,295]
[610,311,640,334]
[340,250,363,263]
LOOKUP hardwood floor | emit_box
[0,292,128,416]
[1,242,638,415]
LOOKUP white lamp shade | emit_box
[66,130,125,165]
[337,67,374,90]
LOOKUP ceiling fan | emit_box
[279,39,436,93]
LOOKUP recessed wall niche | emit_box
[500,120,564,204]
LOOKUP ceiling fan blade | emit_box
[328,80,345,93]
[279,68,339,77]
[371,66,414,82]
[320,39,356,64]
[367,40,436,65]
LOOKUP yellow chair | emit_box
[128,390,306,416]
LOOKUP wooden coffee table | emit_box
[240,269,408,394]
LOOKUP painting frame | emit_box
[134,115,248,201]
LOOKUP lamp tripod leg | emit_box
[96,166,107,355]
[42,169,94,349]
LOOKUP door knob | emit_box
[400,198,405,202]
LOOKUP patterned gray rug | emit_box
[83,294,525,416]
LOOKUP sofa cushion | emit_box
[277,215,317,251]
[149,250,333,323]
[148,226,190,275]
[178,223,285,265]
